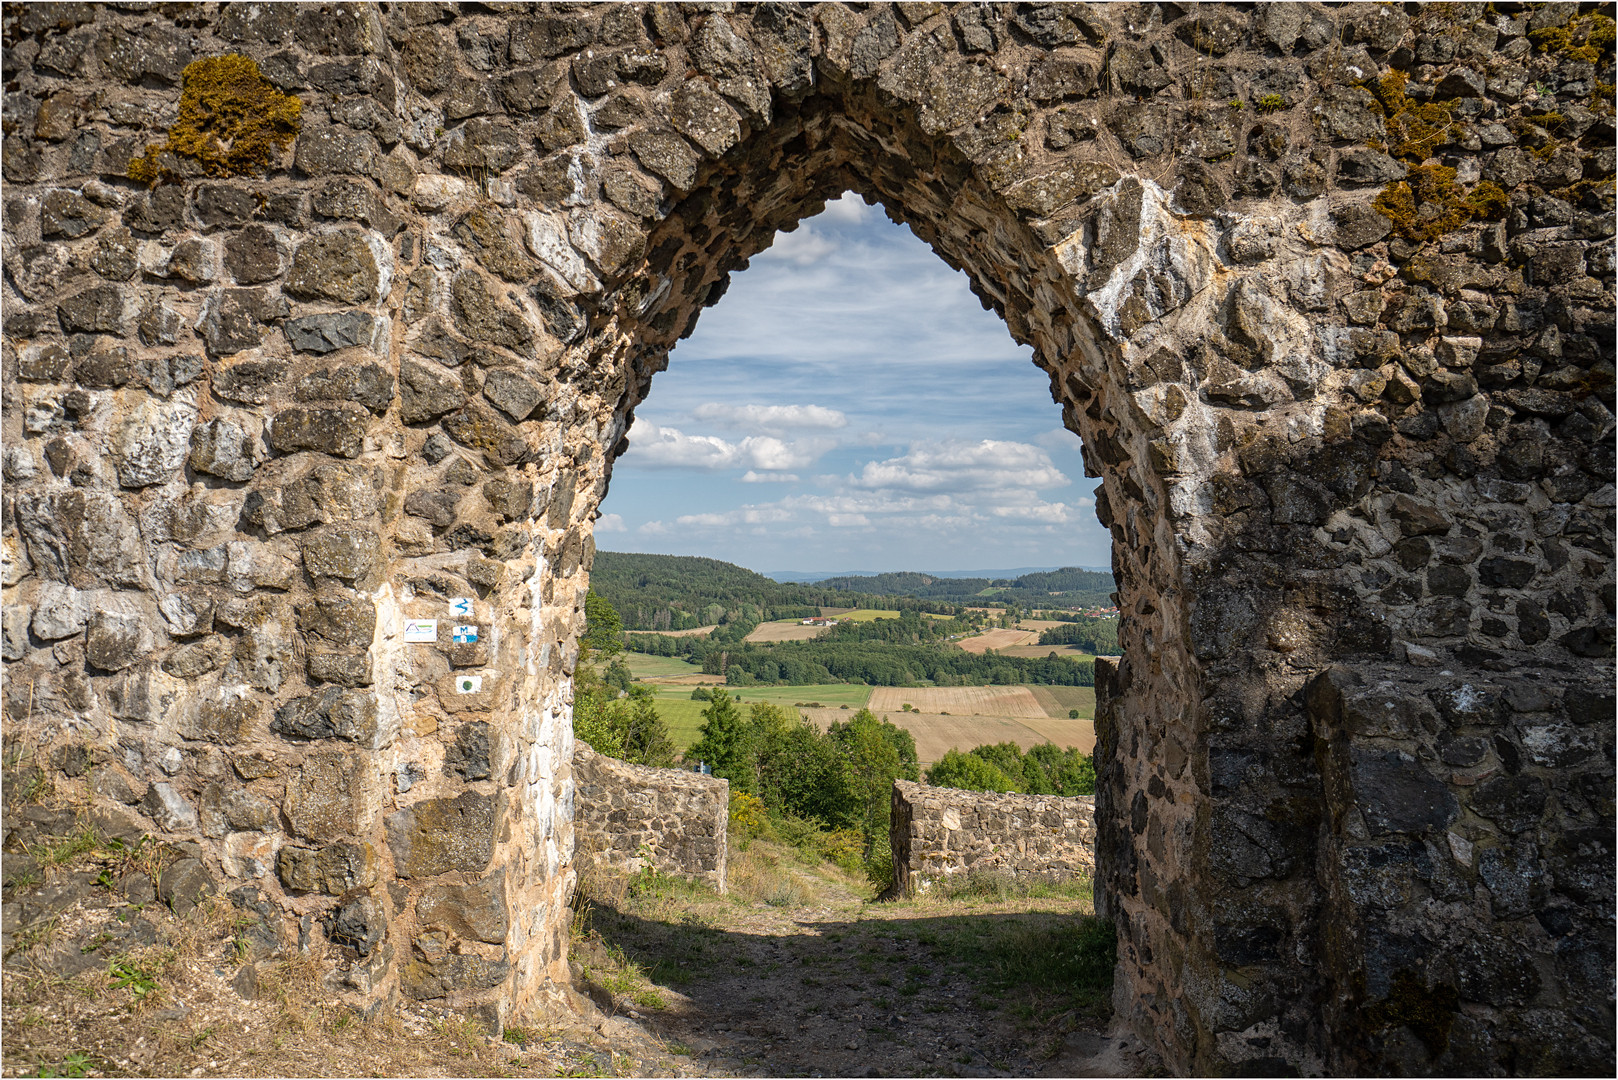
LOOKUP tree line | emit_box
[591,551,974,631]
[1036,616,1120,655]
[623,608,1095,687]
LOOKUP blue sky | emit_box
[597,194,1111,575]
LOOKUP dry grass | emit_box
[3,848,667,1078]
[868,686,1048,718]
[1013,620,1070,632]
[956,628,1041,653]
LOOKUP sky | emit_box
[596,194,1112,577]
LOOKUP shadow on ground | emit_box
[572,866,1155,1078]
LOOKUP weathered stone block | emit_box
[189,417,257,481]
[277,840,380,894]
[416,869,508,944]
[385,791,500,878]
[328,891,386,956]
[285,231,384,305]
[272,685,379,744]
[267,405,370,458]
[85,608,150,671]
[284,749,371,842]
[284,311,384,355]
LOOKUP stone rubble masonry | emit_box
[889,779,1095,896]
[572,742,728,893]
[1,2,1612,1071]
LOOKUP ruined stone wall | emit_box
[572,742,727,892]
[2,2,1613,1072]
[889,778,1094,895]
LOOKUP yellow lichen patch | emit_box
[128,54,301,185]
[1529,13,1616,64]
[1369,71,1465,164]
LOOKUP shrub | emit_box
[728,792,771,848]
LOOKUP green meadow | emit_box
[630,678,874,751]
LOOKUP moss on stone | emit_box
[1255,93,1287,114]
[1369,71,1464,164]
[1373,164,1481,242]
[1464,180,1510,221]
[1364,970,1460,1057]
[128,54,301,186]
[1529,13,1616,64]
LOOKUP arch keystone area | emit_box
[2,3,1613,1074]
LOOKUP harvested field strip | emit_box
[1028,685,1098,719]
[957,629,1040,653]
[869,686,1048,718]
[801,709,1053,765]
[1013,716,1097,756]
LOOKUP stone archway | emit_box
[3,3,1612,1075]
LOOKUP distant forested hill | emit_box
[592,551,925,631]
[817,566,1114,606]
[590,552,812,630]
[592,552,1117,631]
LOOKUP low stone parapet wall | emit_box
[572,743,728,893]
[890,779,1095,895]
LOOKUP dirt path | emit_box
[574,854,1161,1078]
[2,799,1153,1078]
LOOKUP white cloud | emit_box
[991,500,1072,524]
[621,423,831,472]
[675,506,796,528]
[595,513,627,532]
[849,439,1070,494]
[764,224,838,265]
[692,403,848,431]
[1035,426,1080,452]
[820,192,874,224]
[740,471,800,483]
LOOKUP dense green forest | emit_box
[591,551,964,630]
[1036,616,1120,655]
[815,567,1114,607]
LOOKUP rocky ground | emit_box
[2,795,1154,1078]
